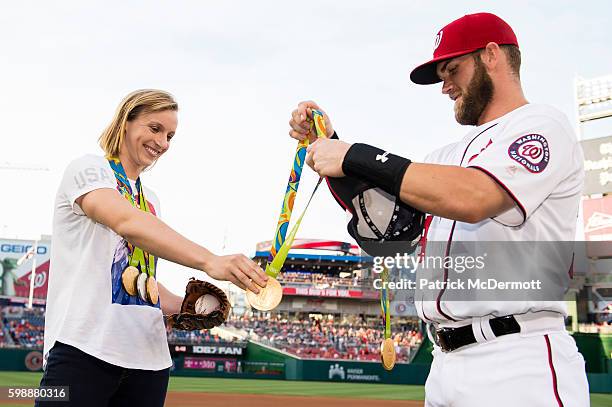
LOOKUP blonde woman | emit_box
[37,89,267,407]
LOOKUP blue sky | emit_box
[2,1,611,293]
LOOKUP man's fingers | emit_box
[297,105,308,121]
[297,101,320,120]
[306,150,315,169]
[291,109,301,123]
[289,118,309,134]
[289,129,306,140]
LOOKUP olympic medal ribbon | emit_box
[380,267,391,339]
[107,158,156,277]
[264,109,327,277]
[265,177,324,277]
[380,266,396,370]
[247,109,327,310]
[268,137,309,263]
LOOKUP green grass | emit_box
[0,372,423,401]
[591,393,612,407]
[0,372,40,387]
[169,376,425,400]
[0,372,610,406]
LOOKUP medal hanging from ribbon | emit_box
[108,158,159,306]
[246,110,327,311]
[380,266,396,370]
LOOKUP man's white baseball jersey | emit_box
[417,103,584,323]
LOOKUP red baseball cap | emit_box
[410,13,518,85]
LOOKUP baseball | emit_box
[195,294,221,315]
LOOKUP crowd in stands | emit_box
[275,267,420,290]
[278,272,365,288]
[225,314,422,362]
[7,301,612,360]
[2,304,423,361]
[1,306,45,348]
[166,326,224,344]
[577,322,612,334]
[1,305,243,349]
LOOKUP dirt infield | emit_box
[0,395,424,407]
[166,392,424,407]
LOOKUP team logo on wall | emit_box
[328,364,346,380]
[25,351,43,371]
[508,134,550,173]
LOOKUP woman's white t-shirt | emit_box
[42,154,172,370]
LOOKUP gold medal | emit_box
[245,277,283,311]
[146,276,159,305]
[121,266,139,296]
[380,338,396,371]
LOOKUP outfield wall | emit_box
[0,348,44,371]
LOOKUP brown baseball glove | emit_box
[166,278,231,331]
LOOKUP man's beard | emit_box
[454,57,494,126]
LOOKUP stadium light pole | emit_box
[16,239,38,309]
[27,240,38,308]
[574,74,612,140]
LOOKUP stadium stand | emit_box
[166,327,223,344]
[0,315,10,346]
[1,306,45,348]
[578,322,612,334]
[277,271,365,288]
[224,314,422,362]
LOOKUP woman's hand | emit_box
[204,254,268,293]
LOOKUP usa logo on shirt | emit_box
[508,134,550,173]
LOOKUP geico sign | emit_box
[192,346,243,355]
[0,244,48,255]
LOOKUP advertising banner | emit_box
[183,357,238,373]
[583,195,612,258]
[282,286,377,299]
[170,344,245,356]
[0,238,51,300]
[582,135,612,195]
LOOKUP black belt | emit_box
[432,315,521,352]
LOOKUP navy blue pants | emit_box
[36,342,169,407]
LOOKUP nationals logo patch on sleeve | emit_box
[507,134,550,173]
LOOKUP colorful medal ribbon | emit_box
[107,158,156,277]
[265,109,327,278]
[380,266,396,370]
[380,267,391,340]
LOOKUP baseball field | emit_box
[0,372,610,407]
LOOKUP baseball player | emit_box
[37,89,267,407]
[288,12,589,407]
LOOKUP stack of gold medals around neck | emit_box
[108,157,159,306]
